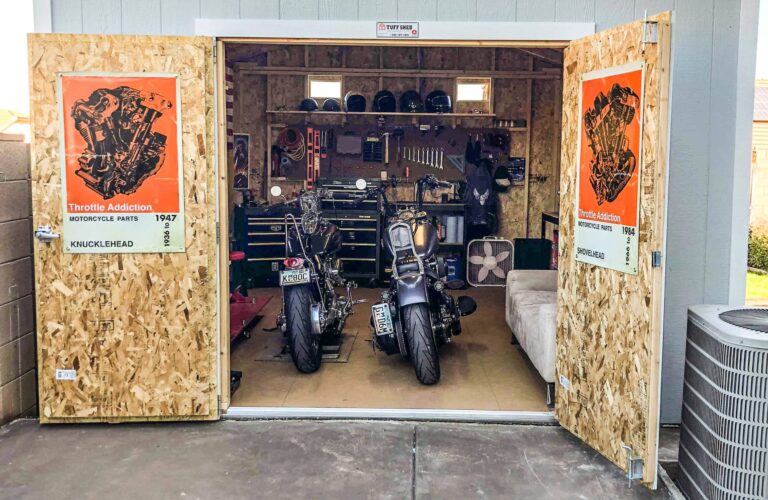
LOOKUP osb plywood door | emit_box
[28,34,218,422]
[555,13,671,487]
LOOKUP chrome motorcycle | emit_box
[270,184,363,373]
[366,176,477,384]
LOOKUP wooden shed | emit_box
[27,12,671,488]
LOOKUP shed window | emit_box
[456,78,491,102]
[308,75,342,99]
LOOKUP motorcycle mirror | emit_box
[270,185,282,197]
[355,178,367,190]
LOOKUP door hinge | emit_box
[651,251,662,268]
[621,445,644,487]
[215,221,220,244]
[642,11,659,50]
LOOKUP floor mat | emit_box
[253,328,359,363]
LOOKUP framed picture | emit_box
[57,72,184,253]
[574,62,644,274]
[233,133,250,190]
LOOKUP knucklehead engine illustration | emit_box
[70,86,172,199]
[582,83,640,205]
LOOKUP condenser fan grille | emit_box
[466,238,513,287]
[719,309,768,333]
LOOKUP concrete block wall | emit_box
[0,139,37,425]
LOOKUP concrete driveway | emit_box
[0,419,672,499]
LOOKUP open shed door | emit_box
[28,35,219,422]
[555,13,671,487]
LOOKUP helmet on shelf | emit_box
[399,90,424,113]
[372,90,397,113]
[344,91,367,112]
[322,98,341,111]
[299,98,319,112]
[425,90,452,113]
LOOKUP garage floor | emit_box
[0,419,672,499]
[230,287,548,411]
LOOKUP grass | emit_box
[746,271,768,302]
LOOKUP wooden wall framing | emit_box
[28,35,218,422]
[554,13,671,486]
[228,44,563,239]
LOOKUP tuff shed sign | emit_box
[376,22,419,38]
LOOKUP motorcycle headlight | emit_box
[301,213,319,234]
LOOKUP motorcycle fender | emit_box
[395,274,428,307]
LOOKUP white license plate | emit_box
[372,303,394,336]
[280,268,310,286]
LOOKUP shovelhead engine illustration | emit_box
[582,83,640,205]
[70,86,172,199]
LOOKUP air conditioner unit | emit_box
[678,306,768,500]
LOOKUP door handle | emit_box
[35,225,60,242]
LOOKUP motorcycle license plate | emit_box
[280,268,310,286]
[372,304,394,336]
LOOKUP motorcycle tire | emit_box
[403,304,440,385]
[284,284,322,374]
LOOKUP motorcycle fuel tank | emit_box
[286,221,342,257]
[310,222,342,256]
[383,221,439,260]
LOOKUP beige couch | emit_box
[505,270,557,404]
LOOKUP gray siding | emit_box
[39,0,760,424]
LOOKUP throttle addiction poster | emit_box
[574,63,644,274]
[58,73,184,253]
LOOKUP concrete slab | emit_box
[0,419,671,500]
[415,423,667,499]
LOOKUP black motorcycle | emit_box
[270,184,363,373]
[366,176,477,384]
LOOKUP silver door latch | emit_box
[35,225,60,242]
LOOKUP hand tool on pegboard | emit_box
[393,128,404,165]
[320,130,327,159]
[382,132,391,166]
[314,129,321,180]
[306,127,314,188]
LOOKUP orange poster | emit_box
[574,63,643,274]
[58,73,184,253]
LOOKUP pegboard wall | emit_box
[229,43,563,239]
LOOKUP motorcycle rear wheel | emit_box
[403,304,440,385]
[285,284,322,373]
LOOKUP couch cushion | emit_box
[506,290,556,338]
[516,302,557,382]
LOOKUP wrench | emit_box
[439,148,444,170]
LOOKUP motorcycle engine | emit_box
[71,86,172,200]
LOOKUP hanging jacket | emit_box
[464,163,499,227]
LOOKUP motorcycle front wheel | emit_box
[284,284,322,373]
[403,304,440,385]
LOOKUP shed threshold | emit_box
[223,407,557,424]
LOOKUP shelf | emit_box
[266,110,495,118]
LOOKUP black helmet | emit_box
[399,90,424,112]
[299,98,318,111]
[425,90,452,113]
[322,98,341,111]
[372,90,396,113]
[344,91,366,112]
